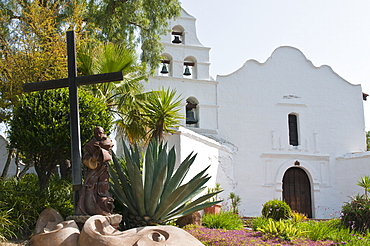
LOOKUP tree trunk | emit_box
[15,151,33,179]
[34,158,53,191]
[17,153,34,179]
[60,159,72,180]
[1,148,15,178]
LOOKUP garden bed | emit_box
[184,226,335,246]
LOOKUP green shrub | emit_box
[0,174,73,238]
[262,199,292,220]
[251,216,269,231]
[341,195,370,233]
[42,175,73,218]
[297,220,338,241]
[290,211,307,223]
[202,211,244,230]
[228,192,241,214]
[256,218,302,241]
[0,208,16,241]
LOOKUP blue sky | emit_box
[180,0,370,130]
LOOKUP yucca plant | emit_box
[108,138,222,229]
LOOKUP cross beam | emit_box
[23,72,124,92]
[22,31,123,214]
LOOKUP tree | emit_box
[77,43,184,145]
[8,88,113,190]
[0,0,73,122]
[84,0,181,72]
[0,0,181,123]
[77,42,146,113]
[77,42,148,144]
[0,0,181,182]
[142,88,183,141]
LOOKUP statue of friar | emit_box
[77,126,115,216]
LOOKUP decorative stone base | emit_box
[31,208,204,246]
[67,214,122,230]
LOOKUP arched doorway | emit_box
[282,167,312,218]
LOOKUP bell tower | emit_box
[146,8,218,135]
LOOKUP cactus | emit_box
[109,138,222,228]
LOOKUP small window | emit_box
[288,114,299,146]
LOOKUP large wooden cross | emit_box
[23,30,123,214]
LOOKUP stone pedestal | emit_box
[67,214,122,230]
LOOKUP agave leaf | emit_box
[153,175,210,220]
[160,153,196,202]
[110,152,135,203]
[155,141,168,175]
[123,142,146,216]
[109,182,139,216]
[152,183,189,220]
[144,145,154,212]
[165,175,211,212]
[123,142,136,181]
[170,186,207,211]
[109,184,125,207]
[131,160,146,216]
[147,164,167,216]
[174,166,211,204]
[131,144,141,169]
[158,175,209,213]
[108,165,136,212]
[150,138,158,165]
[166,147,176,182]
[174,153,197,186]
[166,200,222,221]
[150,140,165,180]
[165,191,223,220]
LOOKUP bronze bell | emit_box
[183,65,191,76]
[160,63,169,74]
[186,110,197,124]
[172,36,182,44]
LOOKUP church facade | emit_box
[142,9,370,219]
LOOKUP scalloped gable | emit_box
[218,46,360,87]
[164,8,205,47]
[180,8,196,19]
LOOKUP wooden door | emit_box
[282,167,312,218]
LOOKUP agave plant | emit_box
[108,138,222,229]
[357,175,370,198]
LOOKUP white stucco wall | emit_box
[163,127,234,201]
[216,46,370,218]
[141,9,370,219]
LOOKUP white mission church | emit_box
[125,8,370,219]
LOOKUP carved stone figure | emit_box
[29,208,80,246]
[77,126,115,216]
[30,208,204,246]
[79,215,205,246]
